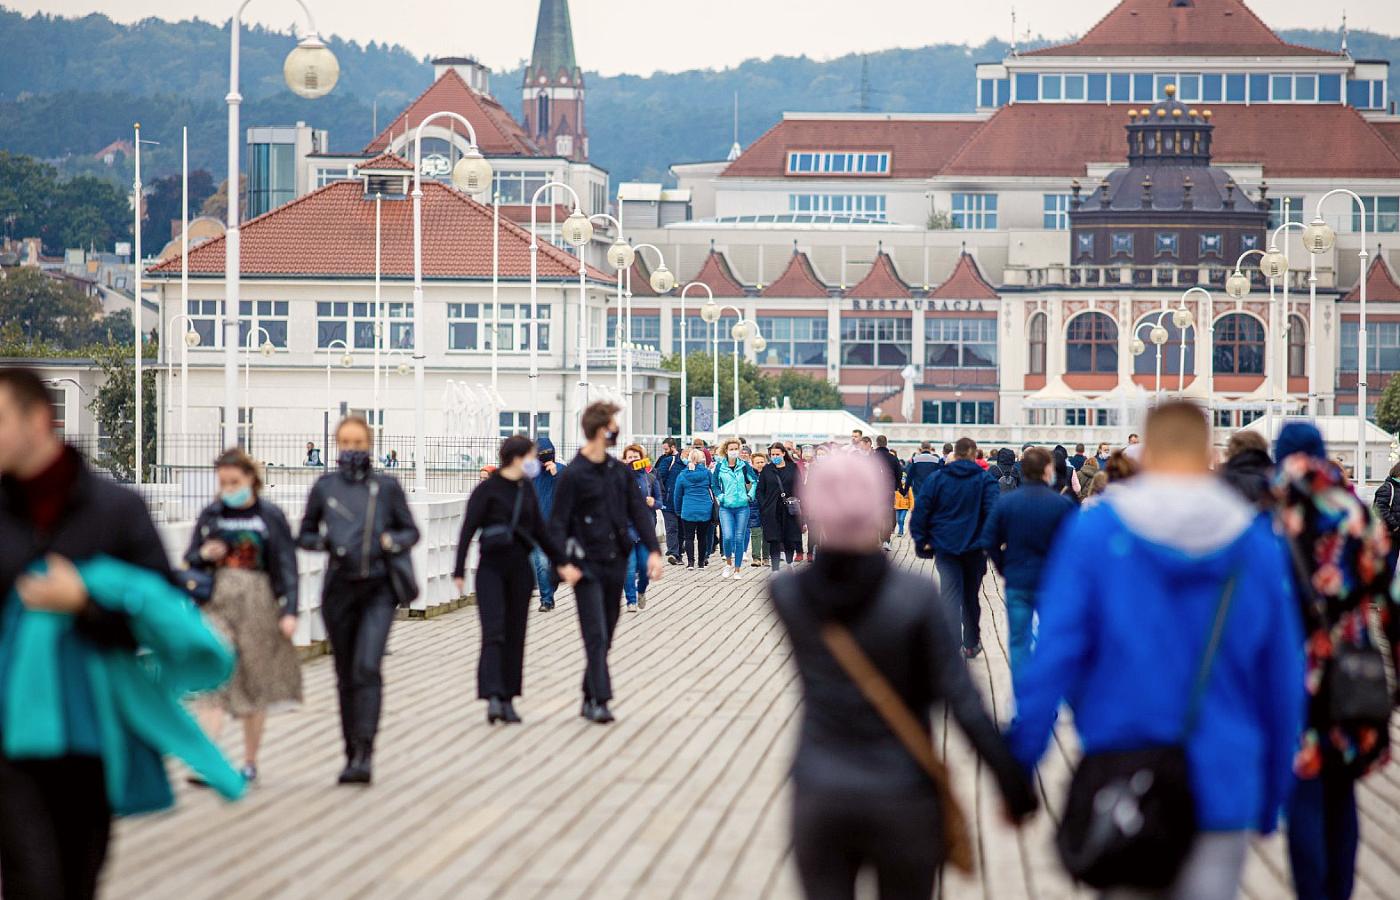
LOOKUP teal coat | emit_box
[1,556,245,815]
[711,459,757,509]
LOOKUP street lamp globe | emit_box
[1172,307,1194,329]
[1225,270,1251,300]
[451,149,493,194]
[396,361,410,376]
[1261,246,1289,280]
[1303,216,1336,255]
[700,301,721,324]
[731,321,751,341]
[283,35,339,100]
[183,329,201,348]
[259,340,275,357]
[339,352,353,368]
[606,239,635,271]
[562,209,594,247]
[1131,337,1147,356]
[649,265,676,294]
[1150,325,1169,345]
[752,335,768,354]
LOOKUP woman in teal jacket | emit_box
[711,439,756,579]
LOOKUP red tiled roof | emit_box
[497,204,577,227]
[722,117,983,180]
[147,180,611,282]
[1373,121,1400,159]
[1026,0,1337,58]
[685,250,748,298]
[356,152,413,171]
[762,251,829,298]
[364,69,541,157]
[847,251,913,299]
[1343,254,1400,303]
[938,104,1400,178]
[928,252,999,300]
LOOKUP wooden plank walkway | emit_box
[103,541,1397,899]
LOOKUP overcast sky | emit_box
[10,1,1394,76]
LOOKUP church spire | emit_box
[522,0,588,161]
[526,0,580,84]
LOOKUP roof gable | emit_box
[356,152,414,172]
[687,250,748,298]
[628,253,657,297]
[928,253,998,300]
[147,180,610,282]
[1343,254,1400,303]
[847,250,912,299]
[762,250,829,298]
[364,69,541,157]
[1026,0,1337,57]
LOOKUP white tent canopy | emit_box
[1022,377,1085,410]
[704,408,873,444]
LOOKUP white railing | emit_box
[586,347,664,370]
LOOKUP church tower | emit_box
[522,0,588,161]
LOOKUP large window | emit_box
[952,193,998,230]
[789,194,887,220]
[1268,196,1305,229]
[500,411,550,438]
[922,399,995,425]
[316,302,412,350]
[1132,315,1194,376]
[674,314,740,357]
[246,141,295,219]
[492,170,553,206]
[756,316,828,366]
[605,313,660,349]
[1213,313,1265,374]
[1066,312,1118,374]
[238,300,289,349]
[1028,312,1047,376]
[1353,196,1400,233]
[1043,194,1072,230]
[447,302,551,352]
[840,317,911,367]
[924,317,996,368]
[786,151,890,175]
[1340,320,1400,372]
[1288,314,1306,378]
[187,299,221,347]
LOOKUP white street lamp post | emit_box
[224,0,337,449]
[164,315,200,452]
[625,242,674,443]
[1179,286,1215,424]
[371,190,383,445]
[242,325,274,443]
[1172,306,1195,395]
[704,303,746,438]
[1130,312,1171,395]
[528,181,591,436]
[132,123,158,484]
[679,282,713,442]
[589,213,628,400]
[324,339,353,436]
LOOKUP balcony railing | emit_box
[1007,264,1319,292]
[586,347,664,370]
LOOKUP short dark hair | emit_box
[0,367,52,417]
[876,435,888,448]
[919,441,931,451]
[498,433,534,469]
[1226,430,1268,459]
[581,401,620,440]
[1020,447,1051,483]
[954,437,977,459]
[1075,443,1085,453]
[943,442,954,455]
[662,437,676,449]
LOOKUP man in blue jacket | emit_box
[910,436,999,658]
[981,447,1073,673]
[531,438,565,611]
[1008,402,1303,899]
[904,441,940,496]
[651,438,682,563]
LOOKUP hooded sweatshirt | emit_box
[532,437,563,518]
[909,458,999,557]
[1008,474,1304,833]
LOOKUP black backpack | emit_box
[993,465,1018,494]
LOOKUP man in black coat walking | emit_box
[872,435,904,550]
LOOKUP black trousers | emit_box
[935,552,987,651]
[679,519,713,566]
[573,558,628,703]
[475,555,534,700]
[768,541,797,571]
[792,788,942,900]
[0,754,110,900]
[322,575,397,752]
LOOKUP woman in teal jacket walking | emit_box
[711,439,756,579]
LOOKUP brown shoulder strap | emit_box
[820,621,975,875]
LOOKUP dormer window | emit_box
[786,151,890,176]
[363,174,409,197]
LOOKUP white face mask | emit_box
[727,450,739,462]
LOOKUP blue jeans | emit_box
[1287,772,1359,900]
[624,541,650,606]
[718,505,751,565]
[895,508,908,535]
[1004,587,1036,676]
[531,548,555,608]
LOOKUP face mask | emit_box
[770,454,783,464]
[604,428,619,447]
[221,486,253,508]
[522,458,541,478]
[727,450,739,462]
[338,450,373,479]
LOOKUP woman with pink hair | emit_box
[770,452,1036,898]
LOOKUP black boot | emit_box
[337,741,373,785]
[487,696,506,725]
[502,700,522,724]
[585,701,615,725]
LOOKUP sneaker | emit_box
[240,765,258,784]
[626,603,638,614]
[637,592,647,610]
[538,602,554,613]
[882,541,892,551]
[732,566,743,581]
[962,644,983,660]
[666,554,679,565]
[720,564,732,579]
[686,564,695,570]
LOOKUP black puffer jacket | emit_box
[298,454,420,582]
[756,459,802,545]
[185,496,300,615]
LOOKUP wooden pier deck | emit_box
[103,541,1399,899]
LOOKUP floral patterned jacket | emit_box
[1276,454,1400,780]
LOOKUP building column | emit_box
[827,295,841,387]
[1116,295,1133,385]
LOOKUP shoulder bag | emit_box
[479,481,527,553]
[777,468,801,518]
[1055,572,1238,890]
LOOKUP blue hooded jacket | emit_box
[909,458,999,556]
[905,452,940,496]
[672,464,715,522]
[1007,477,1304,833]
[532,437,563,518]
[981,481,1074,591]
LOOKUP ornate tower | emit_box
[522,0,588,161]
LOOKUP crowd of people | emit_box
[1,350,1397,900]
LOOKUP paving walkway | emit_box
[104,541,1399,899]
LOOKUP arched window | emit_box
[1066,311,1118,374]
[1132,314,1195,376]
[1213,313,1265,375]
[1028,312,1047,375]
[1288,314,1306,378]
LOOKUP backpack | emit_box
[994,465,1018,494]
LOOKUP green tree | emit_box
[0,152,130,255]
[0,267,101,347]
[142,169,215,251]
[661,350,843,434]
[88,340,157,482]
[1376,374,1400,435]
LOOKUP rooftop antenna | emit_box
[727,91,741,161]
[1341,9,1350,54]
[858,56,872,112]
[372,98,377,136]
[1010,6,1018,56]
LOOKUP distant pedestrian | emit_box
[1076,456,1101,502]
[712,438,757,579]
[1220,430,1274,510]
[893,478,913,538]
[184,448,303,786]
[305,441,324,466]
[1095,441,1111,469]
[981,447,1074,674]
[1069,443,1087,471]
[622,444,662,609]
[756,443,803,570]
[905,441,940,497]
[989,446,1020,494]
[672,449,717,569]
[1371,460,1400,574]
[911,437,999,658]
[530,438,565,611]
[748,454,769,567]
[298,416,420,785]
[653,438,683,563]
[872,436,903,549]
[773,452,1037,899]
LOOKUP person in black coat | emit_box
[1220,430,1275,511]
[298,416,420,786]
[453,435,579,725]
[756,442,802,570]
[772,452,1036,899]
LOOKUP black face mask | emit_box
[604,428,619,447]
[338,450,373,480]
